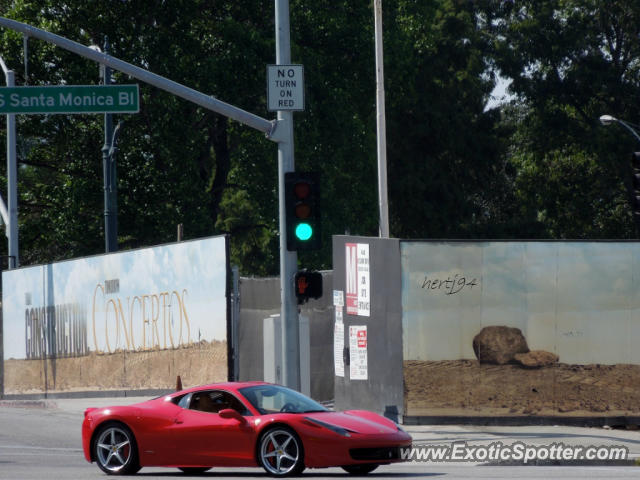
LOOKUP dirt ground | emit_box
[4,340,227,394]
[404,360,640,417]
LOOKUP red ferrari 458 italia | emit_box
[82,381,412,476]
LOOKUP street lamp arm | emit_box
[615,119,640,144]
[600,114,640,144]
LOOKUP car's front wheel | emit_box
[93,423,141,475]
[342,464,379,475]
[258,427,305,476]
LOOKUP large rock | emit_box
[514,350,559,368]
[472,326,529,364]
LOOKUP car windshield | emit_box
[239,385,328,415]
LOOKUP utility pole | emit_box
[101,37,118,253]
[275,0,300,391]
[0,56,18,268]
[374,0,389,238]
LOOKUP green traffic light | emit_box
[295,222,313,241]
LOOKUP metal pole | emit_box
[0,55,12,233]
[599,115,640,236]
[232,265,240,381]
[109,122,120,249]
[275,0,300,391]
[374,0,390,238]
[0,301,4,397]
[615,120,640,237]
[4,67,18,268]
[600,115,640,144]
[616,119,640,144]
[102,37,117,253]
[0,57,18,268]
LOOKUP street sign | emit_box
[0,84,139,114]
[267,65,304,111]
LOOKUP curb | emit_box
[481,458,639,467]
[0,399,56,409]
[403,415,640,428]
[0,388,170,401]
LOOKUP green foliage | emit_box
[289,1,379,268]
[0,0,276,270]
[2,0,639,276]
[485,0,640,238]
[385,0,505,238]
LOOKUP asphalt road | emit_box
[1,398,639,480]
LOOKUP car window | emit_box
[177,393,192,409]
[239,385,328,414]
[188,390,251,416]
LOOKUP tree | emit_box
[383,0,507,239]
[1,1,570,276]
[0,0,277,270]
[483,0,640,238]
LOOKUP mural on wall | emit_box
[1,236,229,393]
[401,241,640,417]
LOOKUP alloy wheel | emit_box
[259,428,304,476]
[95,424,138,474]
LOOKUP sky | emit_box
[485,76,514,111]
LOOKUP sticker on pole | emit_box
[267,65,304,112]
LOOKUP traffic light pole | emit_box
[275,0,301,392]
[374,0,390,238]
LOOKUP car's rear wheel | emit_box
[258,427,305,476]
[94,423,141,475]
[342,464,379,475]
[178,467,211,474]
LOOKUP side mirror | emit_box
[219,408,247,424]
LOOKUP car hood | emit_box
[302,410,399,435]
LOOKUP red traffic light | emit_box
[293,181,312,219]
[294,181,311,199]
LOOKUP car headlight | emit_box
[304,417,352,437]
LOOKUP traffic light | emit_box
[294,270,323,303]
[632,152,640,215]
[285,172,320,251]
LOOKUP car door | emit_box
[171,389,257,466]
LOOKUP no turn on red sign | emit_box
[267,64,304,112]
